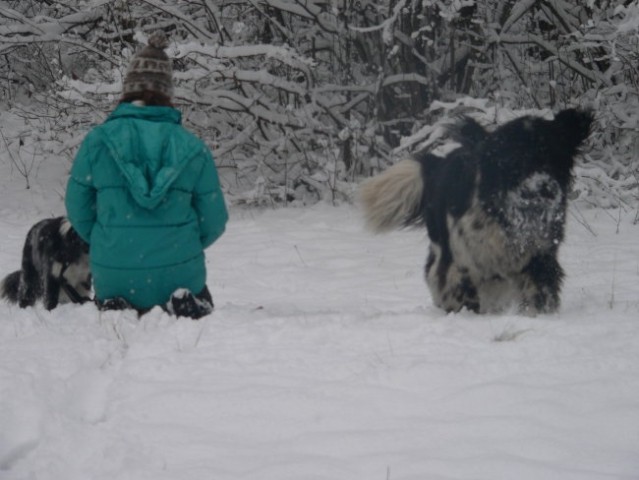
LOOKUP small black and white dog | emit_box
[0,217,92,310]
[360,109,594,315]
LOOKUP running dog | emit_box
[0,217,92,310]
[360,109,594,314]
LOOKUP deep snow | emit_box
[1,192,638,479]
[0,116,638,480]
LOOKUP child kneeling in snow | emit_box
[65,31,228,319]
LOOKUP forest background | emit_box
[1,0,638,213]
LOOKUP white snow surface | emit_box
[1,189,639,479]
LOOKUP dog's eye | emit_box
[520,189,536,200]
[538,181,558,199]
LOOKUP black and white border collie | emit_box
[0,217,92,310]
[360,109,594,315]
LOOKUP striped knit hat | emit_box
[122,31,173,98]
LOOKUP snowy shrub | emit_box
[0,0,638,210]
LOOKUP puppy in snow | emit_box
[1,217,92,310]
[359,109,594,315]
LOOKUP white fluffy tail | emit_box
[358,159,424,232]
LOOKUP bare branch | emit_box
[137,0,218,41]
[496,33,611,86]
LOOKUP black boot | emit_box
[96,296,136,312]
[167,286,214,320]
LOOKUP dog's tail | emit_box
[0,271,21,303]
[358,159,425,233]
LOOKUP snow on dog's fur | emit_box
[0,217,92,310]
[360,109,594,314]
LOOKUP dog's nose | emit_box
[538,180,558,199]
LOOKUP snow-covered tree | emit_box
[1,0,637,208]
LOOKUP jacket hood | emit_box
[99,103,203,209]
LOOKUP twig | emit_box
[568,205,597,237]
[0,128,32,189]
[294,245,307,266]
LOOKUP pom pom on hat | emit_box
[147,31,169,50]
[122,31,173,98]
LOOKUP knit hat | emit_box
[122,31,173,98]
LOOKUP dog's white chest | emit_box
[447,172,564,281]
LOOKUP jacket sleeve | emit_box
[193,147,228,249]
[65,133,99,243]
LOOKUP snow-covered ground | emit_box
[1,185,638,479]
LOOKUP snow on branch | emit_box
[0,7,103,37]
[0,5,118,63]
[263,0,323,20]
[175,41,315,86]
[500,0,537,34]
[541,0,582,32]
[175,42,310,64]
[211,68,307,96]
[177,88,308,130]
[202,0,231,44]
[0,34,119,65]
[348,0,406,45]
[496,33,611,86]
[262,0,338,34]
[138,0,217,41]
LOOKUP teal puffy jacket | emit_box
[65,103,228,309]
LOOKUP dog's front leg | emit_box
[425,244,480,313]
[517,254,564,314]
[18,261,39,308]
[43,270,61,311]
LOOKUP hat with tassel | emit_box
[122,31,173,98]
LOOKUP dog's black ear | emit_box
[449,117,487,148]
[554,109,594,150]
